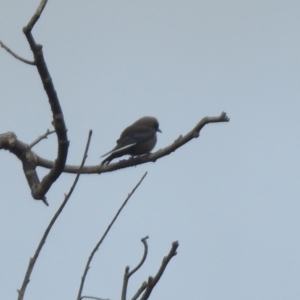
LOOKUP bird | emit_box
[101,116,161,165]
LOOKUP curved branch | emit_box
[0,112,229,200]
[17,130,92,300]
[128,237,149,277]
[4,0,70,202]
[121,236,149,300]
[100,111,230,172]
[41,112,229,173]
[0,40,35,65]
[1,112,229,183]
[77,172,148,300]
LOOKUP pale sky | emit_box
[1,1,300,300]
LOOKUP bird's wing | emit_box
[101,128,156,157]
[100,143,137,157]
[118,128,156,147]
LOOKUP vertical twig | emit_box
[77,172,148,300]
[121,236,149,300]
[17,130,92,300]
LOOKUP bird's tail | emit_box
[100,143,137,158]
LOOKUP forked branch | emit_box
[1,0,69,202]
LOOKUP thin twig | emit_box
[17,130,93,300]
[23,0,48,33]
[29,129,55,148]
[122,236,149,300]
[0,40,35,65]
[77,172,148,300]
[128,236,149,276]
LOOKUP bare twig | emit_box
[128,237,149,277]
[29,129,55,148]
[0,40,35,65]
[17,130,92,300]
[77,172,148,300]
[23,0,48,32]
[122,236,149,300]
[139,241,179,300]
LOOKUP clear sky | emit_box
[1,1,300,299]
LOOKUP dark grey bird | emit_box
[101,116,161,165]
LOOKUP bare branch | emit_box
[77,172,148,300]
[100,112,230,172]
[29,129,55,149]
[139,241,179,300]
[7,0,70,201]
[128,237,149,277]
[17,130,92,300]
[0,40,35,65]
[121,236,149,300]
[0,112,229,200]
[40,112,229,173]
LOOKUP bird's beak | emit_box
[157,128,162,133]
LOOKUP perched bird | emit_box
[101,116,161,165]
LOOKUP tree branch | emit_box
[17,130,92,300]
[23,0,48,32]
[77,172,148,300]
[121,236,149,300]
[0,40,35,65]
[1,112,229,187]
[6,0,69,202]
[29,129,55,149]
[128,237,149,277]
[43,112,229,173]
